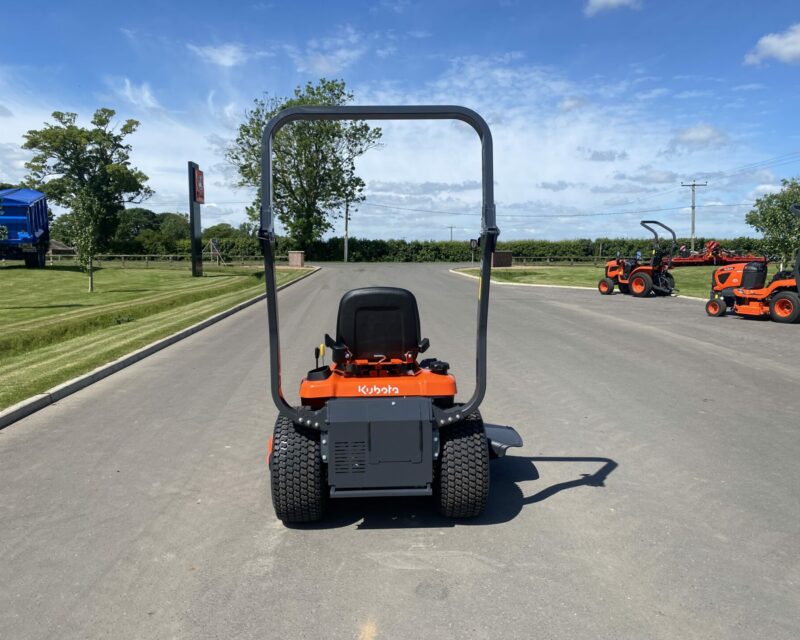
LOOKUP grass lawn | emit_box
[0,264,309,409]
[458,265,716,299]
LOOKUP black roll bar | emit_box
[640,220,676,269]
[790,204,800,281]
[259,105,498,429]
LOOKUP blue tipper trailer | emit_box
[0,188,49,268]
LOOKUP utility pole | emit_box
[343,200,350,262]
[681,180,707,252]
[447,225,455,241]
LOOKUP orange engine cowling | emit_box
[712,261,767,293]
[712,263,746,291]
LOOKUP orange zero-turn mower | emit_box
[706,204,800,323]
[598,220,676,297]
[259,105,522,524]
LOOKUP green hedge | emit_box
[105,234,768,262]
[302,236,766,261]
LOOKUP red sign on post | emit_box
[193,168,205,204]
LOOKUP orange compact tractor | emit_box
[259,105,522,524]
[705,204,800,323]
[598,220,676,297]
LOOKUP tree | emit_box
[50,212,76,245]
[23,108,152,290]
[115,207,159,242]
[0,225,7,241]
[63,191,105,292]
[226,78,381,249]
[202,223,238,243]
[158,213,190,249]
[746,178,800,269]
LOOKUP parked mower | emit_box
[259,106,522,524]
[705,204,800,323]
[598,220,676,297]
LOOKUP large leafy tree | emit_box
[23,108,152,290]
[114,207,159,243]
[746,178,800,269]
[226,78,381,249]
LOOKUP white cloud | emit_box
[584,0,640,17]
[286,26,367,75]
[559,96,587,111]
[747,183,782,200]
[615,168,679,184]
[745,23,800,65]
[662,123,729,156]
[113,78,161,110]
[376,44,397,58]
[580,147,629,162]
[0,103,13,117]
[188,43,251,67]
[673,90,712,99]
[732,83,765,91]
[636,87,670,100]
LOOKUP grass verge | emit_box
[456,265,717,299]
[0,265,308,409]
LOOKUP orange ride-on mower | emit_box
[598,220,676,297]
[259,106,523,524]
[705,204,800,323]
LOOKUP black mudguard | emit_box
[484,423,523,458]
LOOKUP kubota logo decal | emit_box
[357,384,400,396]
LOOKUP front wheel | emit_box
[270,415,326,523]
[769,291,800,323]
[706,298,726,317]
[598,277,614,295]
[435,412,490,518]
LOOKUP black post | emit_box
[188,161,203,277]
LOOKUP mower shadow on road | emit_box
[288,456,618,530]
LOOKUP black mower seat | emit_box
[336,287,423,360]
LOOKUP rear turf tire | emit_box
[270,415,326,523]
[436,412,490,518]
[706,298,726,317]
[769,291,800,323]
[630,272,653,297]
[598,277,614,295]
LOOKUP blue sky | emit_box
[1,0,799,240]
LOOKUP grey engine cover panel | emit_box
[326,397,434,490]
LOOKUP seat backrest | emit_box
[336,287,421,360]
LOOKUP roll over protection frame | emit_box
[640,220,676,269]
[259,105,498,429]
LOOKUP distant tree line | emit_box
[49,211,767,261]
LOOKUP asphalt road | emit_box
[2,263,799,640]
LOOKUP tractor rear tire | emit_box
[270,415,326,523]
[598,277,614,295]
[436,411,490,518]
[630,272,653,297]
[706,298,726,317]
[769,291,800,323]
